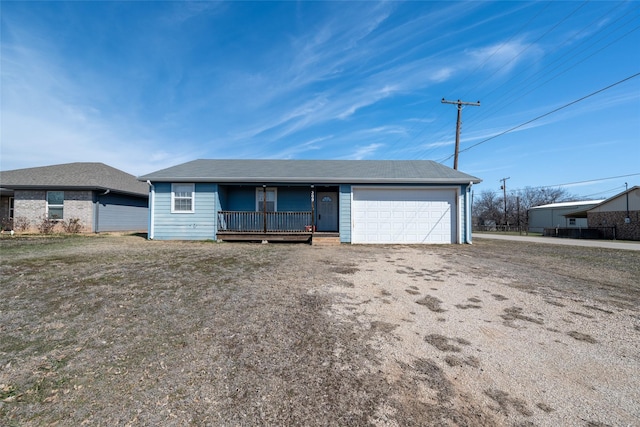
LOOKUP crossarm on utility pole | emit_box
[441,98,480,170]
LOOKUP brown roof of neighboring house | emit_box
[0,162,148,197]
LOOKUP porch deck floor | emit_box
[216,231,339,243]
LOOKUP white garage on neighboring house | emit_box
[138,159,481,244]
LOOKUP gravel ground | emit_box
[0,235,638,426]
[334,243,639,426]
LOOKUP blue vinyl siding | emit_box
[222,186,312,212]
[279,187,312,211]
[218,185,228,210]
[339,184,351,243]
[152,183,217,240]
[95,193,148,232]
[226,187,255,211]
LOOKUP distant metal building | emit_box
[528,200,603,233]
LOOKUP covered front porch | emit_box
[215,184,339,242]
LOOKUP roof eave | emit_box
[140,177,482,184]
[3,185,148,198]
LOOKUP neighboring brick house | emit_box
[586,185,640,241]
[565,185,640,241]
[0,162,149,233]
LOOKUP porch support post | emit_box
[262,185,267,233]
[310,185,315,233]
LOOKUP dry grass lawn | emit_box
[0,234,638,426]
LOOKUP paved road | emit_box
[473,233,640,251]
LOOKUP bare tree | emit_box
[473,190,502,229]
[474,186,576,230]
[519,186,572,210]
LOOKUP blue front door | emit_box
[316,192,338,231]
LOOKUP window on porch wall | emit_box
[256,187,277,212]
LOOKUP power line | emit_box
[388,3,637,165]
[406,3,551,159]
[467,16,640,129]
[507,172,640,194]
[581,185,627,199]
[438,72,640,162]
[458,1,554,101]
[465,2,638,128]
[536,173,640,190]
[464,1,589,102]
[391,2,637,164]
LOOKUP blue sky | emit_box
[1,1,639,199]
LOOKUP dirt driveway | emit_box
[1,235,638,426]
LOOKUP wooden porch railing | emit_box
[218,211,312,233]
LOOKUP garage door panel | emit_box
[352,188,456,244]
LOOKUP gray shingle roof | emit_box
[138,159,482,184]
[0,162,149,197]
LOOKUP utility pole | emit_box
[517,195,521,235]
[441,98,480,170]
[625,182,630,222]
[500,177,510,228]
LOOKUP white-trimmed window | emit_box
[8,197,14,219]
[47,191,64,220]
[171,183,195,213]
[256,187,277,212]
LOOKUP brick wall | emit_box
[14,190,46,231]
[64,191,93,232]
[588,211,640,241]
[13,190,94,232]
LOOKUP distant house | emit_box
[528,200,603,233]
[138,159,481,244]
[565,186,640,241]
[0,162,149,233]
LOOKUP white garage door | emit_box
[352,188,457,244]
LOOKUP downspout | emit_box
[93,192,99,233]
[93,188,111,233]
[466,181,473,244]
[146,180,154,240]
[95,189,110,233]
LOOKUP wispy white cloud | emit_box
[421,140,453,149]
[344,143,385,160]
[162,1,227,26]
[155,3,549,155]
[286,2,396,87]
[465,39,544,77]
[362,125,408,136]
[0,24,193,174]
[269,136,330,159]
